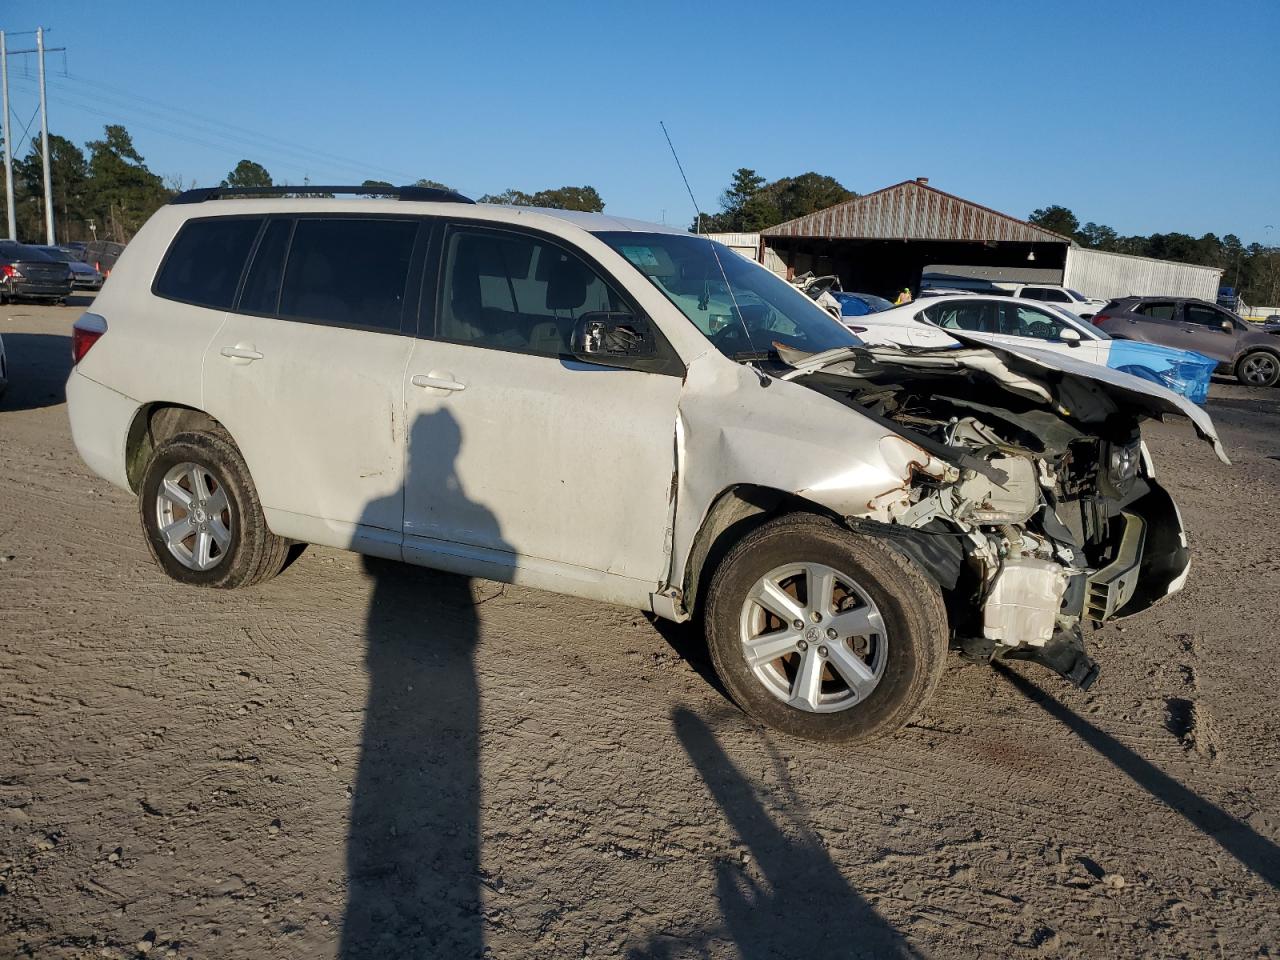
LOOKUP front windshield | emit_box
[594,231,861,358]
[1067,288,1087,301]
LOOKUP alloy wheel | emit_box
[738,561,888,713]
[154,461,233,571]
[1241,354,1278,386]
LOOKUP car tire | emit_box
[704,513,949,743]
[1236,350,1280,388]
[139,430,290,589]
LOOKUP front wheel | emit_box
[704,514,949,743]
[1237,350,1280,388]
[139,430,290,588]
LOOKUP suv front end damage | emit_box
[775,339,1223,689]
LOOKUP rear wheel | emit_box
[139,430,289,588]
[1237,350,1280,387]
[704,514,949,742]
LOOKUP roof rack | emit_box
[169,184,475,205]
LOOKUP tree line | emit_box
[1028,204,1278,305]
[0,125,608,245]
[693,168,1279,305]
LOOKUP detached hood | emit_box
[778,336,1229,465]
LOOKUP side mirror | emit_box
[1059,327,1082,347]
[1221,320,1234,334]
[571,312,655,363]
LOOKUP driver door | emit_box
[400,222,684,603]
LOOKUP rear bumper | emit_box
[6,279,72,298]
[66,370,140,492]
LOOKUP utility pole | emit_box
[1,31,15,241]
[36,26,53,245]
[4,31,65,243]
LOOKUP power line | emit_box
[53,72,416,180]
[12,78,389,183]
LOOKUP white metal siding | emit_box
[1064,247,1222,301]
[704,232,761,261]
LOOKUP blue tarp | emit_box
[1107,340,1217,406]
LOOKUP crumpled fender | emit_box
[667,352,955,594]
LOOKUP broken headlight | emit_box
[1105,440,1141,496]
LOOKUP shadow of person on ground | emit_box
[630,707,919,959]
[340,409,508,958]
[0,332,71,412]
[997,663,1280,890]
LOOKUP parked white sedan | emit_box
[848,294,1110,360]
[847,294,1216,404]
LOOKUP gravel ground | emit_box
[2,301,1278,959]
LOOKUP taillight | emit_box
[1,264,18,278]
[72,313,107,364]
[1091,313,1111,326]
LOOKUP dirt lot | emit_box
[2,301,1278,959]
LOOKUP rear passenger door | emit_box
[201,215,425,556]
[400,222,683,603]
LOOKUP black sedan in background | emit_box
[0,241,73,304]
[36,245,105,291]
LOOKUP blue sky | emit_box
[2,0,1276,242]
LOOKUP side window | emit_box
[278,218,418,332]
[926,300,999,333]
[239,219,293,315]
[1019,287,1049,301]
[437,227,632,357]
[1184,304,1228,328]
[154,218,263,309]
[1136,301,1176,321]
[1000,303,1068,340]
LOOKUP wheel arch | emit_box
[679,484,843,618]
[124,402,232,493]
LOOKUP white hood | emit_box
[777,337,1230,465]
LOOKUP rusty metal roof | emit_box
[760,179,1071,244]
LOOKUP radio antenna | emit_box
[658,120,766,377]
[660,120,701,234]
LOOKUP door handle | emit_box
[220,344,264,363]
[411,372,466,392]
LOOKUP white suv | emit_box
[1008,284,1108,319]
[67,185,1225,742]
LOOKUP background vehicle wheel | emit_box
[705,513,948,743]
[139,430,289,588]
[1237,351,1280,387]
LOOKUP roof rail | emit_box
[169,184,475,205]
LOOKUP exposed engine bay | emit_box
[776,340,1215,689]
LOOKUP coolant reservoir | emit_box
[982,557,1069,647]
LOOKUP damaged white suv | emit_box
[67,185,1227,742]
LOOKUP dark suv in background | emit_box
[1094,296,1280,387]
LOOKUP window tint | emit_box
[999,303,1069,340]
[239,219,293,315]
[438,228,630,357]
[154,218,262,309]
[924,300,999,333]
[1184,304,1229,328]
[1135,301,1176,321]
[278,218,417,332]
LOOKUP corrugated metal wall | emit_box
[761,180,1067,244]
[1064,248,1222,300]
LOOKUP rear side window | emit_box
[924,300,999,333]
[1136,301,1176,321]
[154,218,263,309]
[278,218,417,332]
[240,219,293,315]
